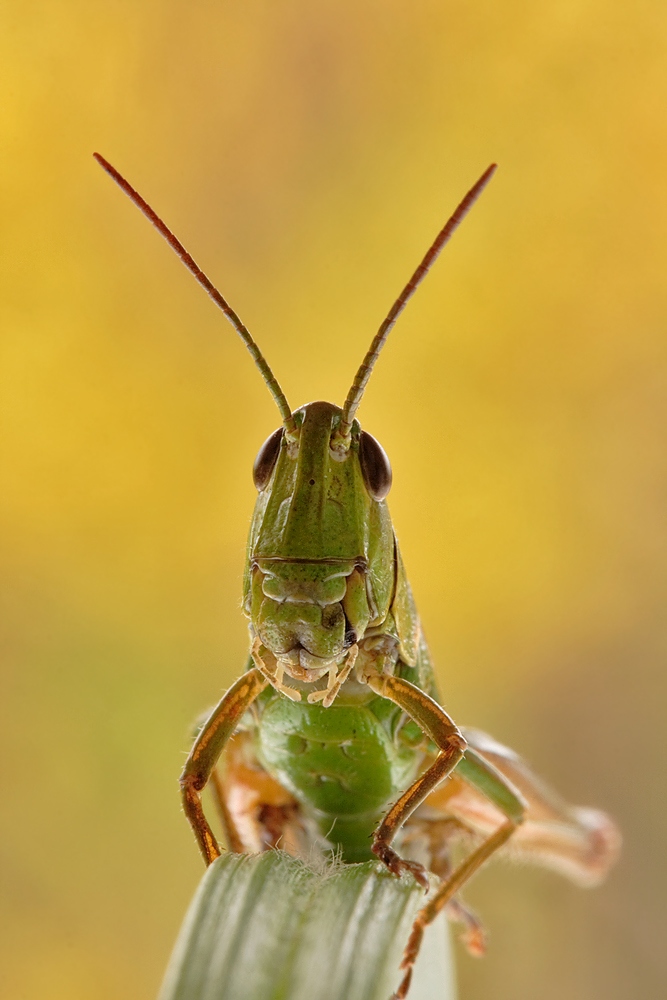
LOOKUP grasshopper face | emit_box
[243,401,396,688]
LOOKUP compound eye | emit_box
[359,431,392,501]
[253,427,283,491]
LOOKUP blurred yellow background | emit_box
[1,2,665,997]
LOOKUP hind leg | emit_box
[393,748,526,999]
[401,815,487,957]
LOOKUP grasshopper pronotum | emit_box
[95,154,620,998]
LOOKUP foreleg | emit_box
[364,673,467,889]
[180,667,267,865]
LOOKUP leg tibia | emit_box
[180,668,267,865]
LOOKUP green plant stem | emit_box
[159,852,456,1000]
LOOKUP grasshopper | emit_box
[95,154,620,998]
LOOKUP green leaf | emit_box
[159,852,456,1000]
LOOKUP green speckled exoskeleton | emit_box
[95,155,620,999]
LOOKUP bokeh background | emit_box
[2,2,666,998]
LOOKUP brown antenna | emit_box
[93,153,297,437]
[337,163,497,441]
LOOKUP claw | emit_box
[396,858,430,891]
[372,842,430,891]
[446,897,487,956]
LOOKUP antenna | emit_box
[93,153,297,437]
[337,163,497,440]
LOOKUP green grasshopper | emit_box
[95,154,620,998]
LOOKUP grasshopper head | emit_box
[244,401,396,691]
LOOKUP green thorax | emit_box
[253,684,424,862]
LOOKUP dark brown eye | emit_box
[253,428,283,491]
[359,430,392,501]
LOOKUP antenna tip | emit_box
[466,163,498,201]
[93,153,127,191]
[93,152,107,169]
